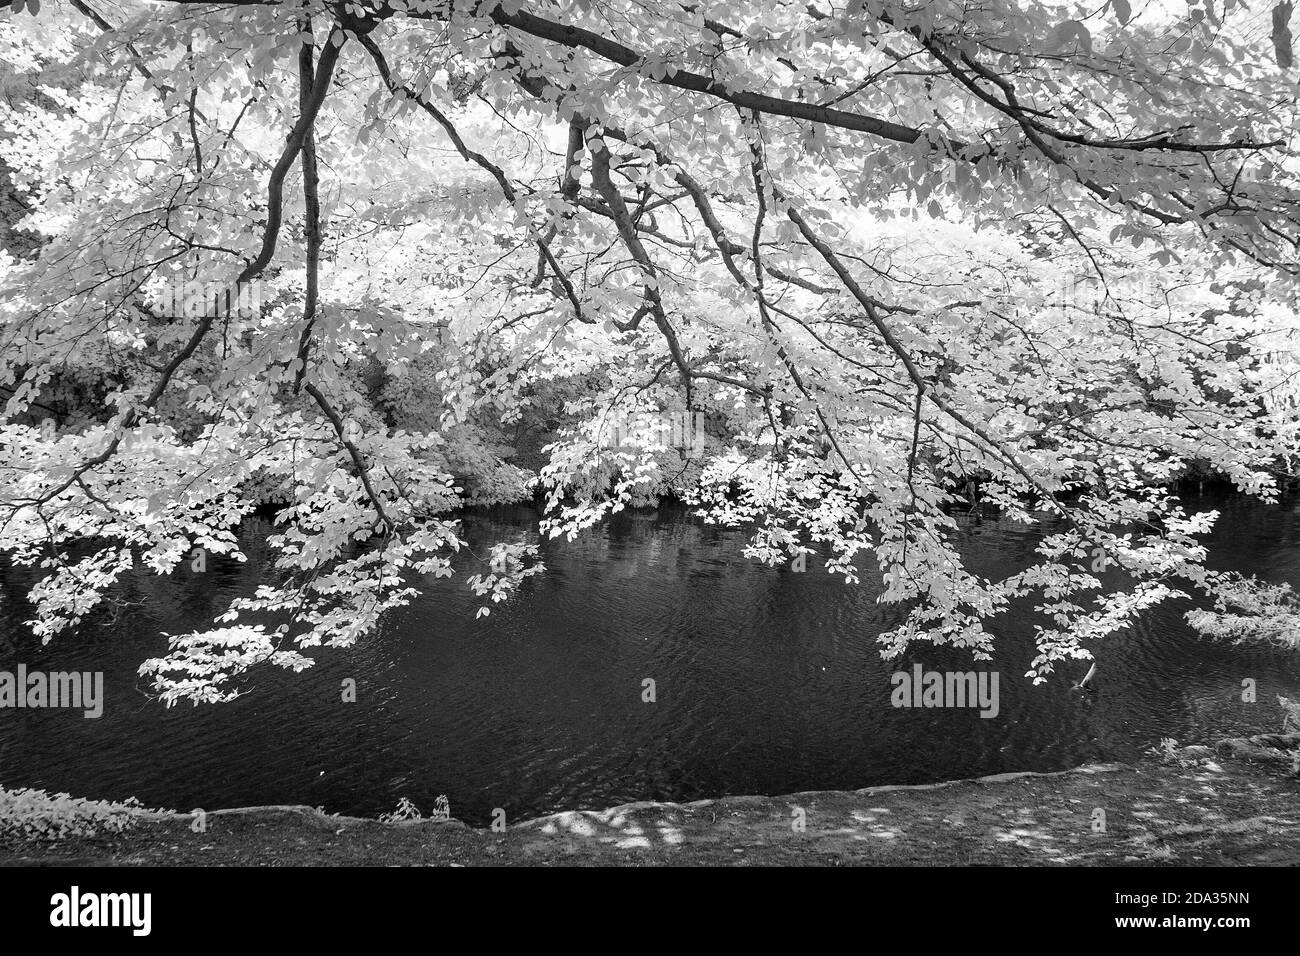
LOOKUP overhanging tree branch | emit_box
[6,25,349,510]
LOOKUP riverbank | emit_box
[4,740,1298,866]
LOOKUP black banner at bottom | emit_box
[0,864,1275,943]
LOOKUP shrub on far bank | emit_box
[0,785,150,841]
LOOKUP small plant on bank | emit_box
[377,795,452,823]
[1146,738,1203,769]
[378,796,423,823]
[430,794,451,822]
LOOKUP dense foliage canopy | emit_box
[2,0,1300,702]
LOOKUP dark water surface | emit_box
[3,493,1300,826]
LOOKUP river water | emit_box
[2,493,1299,825]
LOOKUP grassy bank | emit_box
[3,741,1298,866]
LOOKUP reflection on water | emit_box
[2,493,1299,825]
